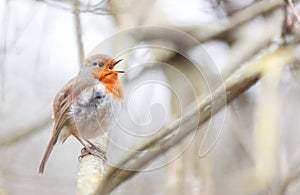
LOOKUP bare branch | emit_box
[287,0,300,23]
[95,43,300,194]
[222,8,282,78]
[77,135,110,195]
[180,0,284,42]
[37,0,111,15]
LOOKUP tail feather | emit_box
[39,136,56,174]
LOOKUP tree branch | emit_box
[95,43,300,194]
[77,135,110,195]
[180,0,284,42]
[37,0,111,15]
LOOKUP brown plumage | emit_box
[39,54,124,174]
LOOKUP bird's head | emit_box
[83,54,124,100]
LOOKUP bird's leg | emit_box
[73,134,106,161]
[84,139,106,154]
[84,139,107,161]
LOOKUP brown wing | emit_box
[39,78,75,174]
[51,78,75,144]
[52,76,97,142]
[39,76,97,173]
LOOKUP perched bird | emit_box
[39,54,124,174]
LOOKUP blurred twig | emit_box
[287,0,300,23]
[110,0,156,28]
[276,147,300,194]
[222,8,282,78]
[180,0,284,42]
[37,0,111,15]
[165,146,184,195]
[229,104,254,165]
[0,115,51,147]
[95,43,300,194]
[0,0,10,102]
[252,45,285,191]
[0,167,6,195]
[116,0,284,60]
[73,0,85,65]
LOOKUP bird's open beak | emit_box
[110,59,125,73]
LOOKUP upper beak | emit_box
[109,59,125,73]
[109,59,123,69]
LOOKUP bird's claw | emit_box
[78,146,107,162]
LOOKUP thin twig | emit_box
[95,44,300,194]
[287,0,300,23]
[38,0,111,15]
[126,0,283,57]
[0,0,10,102]
[229,104,254,165]
[73,0,85,66]
[222,8,282,78]
[277,147,300,194]
[180,0,284,42]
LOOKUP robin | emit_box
[39,54,124,174]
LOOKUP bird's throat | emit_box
[93,70,124,100]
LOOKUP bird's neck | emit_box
[93,70,124,100]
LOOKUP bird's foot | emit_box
[78,146,107,162]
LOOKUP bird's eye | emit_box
[98,62,104,67]
[92,62,98,66]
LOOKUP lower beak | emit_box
[114,70,125,73]
[110,59,125,73]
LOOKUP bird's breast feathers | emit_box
[70,80,118,139]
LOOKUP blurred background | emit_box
[1,0,300,194]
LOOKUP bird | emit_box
[39,54,124,174]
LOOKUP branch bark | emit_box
[77,135,110,195]
[95,43,300,195]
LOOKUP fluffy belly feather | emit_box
[71,82,116,140]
